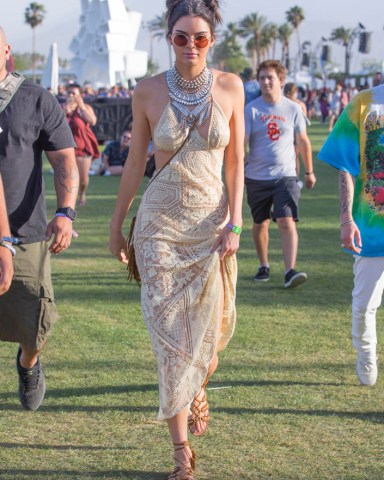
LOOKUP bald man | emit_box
[0,27,79,410]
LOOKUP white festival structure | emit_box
[70,0,148,87]
[41,42,59,94]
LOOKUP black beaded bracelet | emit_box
[305,171,314,175]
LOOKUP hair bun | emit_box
[165,0,181,18]
[166,0,223,34]
[203,0,222,25]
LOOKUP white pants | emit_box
[352,256,384,357]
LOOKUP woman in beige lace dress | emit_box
[109,1,244,478]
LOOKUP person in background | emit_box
[245,60,316,288]
[241,67,261,105]
[0,174,13,296]
[318,81,384,387]
[328,82,348,131]
[55,84,67,105]
[373,71,383,87]
[319,89,329,123]
[65,83,99,206]
[0,26,78,411]
[284,81,309,183]
[99,130,131,176]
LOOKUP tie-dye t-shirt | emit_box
[318,84,384,257]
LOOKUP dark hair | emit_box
[283,82,297,97]
[165,0,222,35]
[66,83,83,94]
[256,60,286,82]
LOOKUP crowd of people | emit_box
[1,0,384,478]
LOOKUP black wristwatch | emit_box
[56,207,77,221]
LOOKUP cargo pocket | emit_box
[36,282,58,349]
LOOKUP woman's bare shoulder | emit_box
[212,69,244,91]
[134,73,167,98]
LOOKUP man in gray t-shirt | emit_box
[244,60,316,288]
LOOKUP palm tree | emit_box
[286,5,305,69]
[24,2,46,82]
[212,26,249,73]
[238,13,267,71]
[278,23,293,71]
[226,22,240,43]
[265,23,279,59]
[260,23,279,60]
[330,26,354,76]
[148,13,173,69]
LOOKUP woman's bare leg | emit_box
[189,261,224,436]
[76,156,92,206]
[166,407,195,471]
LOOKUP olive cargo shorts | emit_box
[0,242,58,349]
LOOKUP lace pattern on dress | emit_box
[135,101,235,420]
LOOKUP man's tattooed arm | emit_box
[46,148,79,208]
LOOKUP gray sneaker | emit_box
[356,352,378,386]
[16,347,46,411]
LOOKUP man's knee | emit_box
[276,217,296,230]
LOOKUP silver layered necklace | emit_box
[166,65,213,129]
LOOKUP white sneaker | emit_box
[356,352,378,386]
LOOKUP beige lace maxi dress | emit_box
[134,99,237,420]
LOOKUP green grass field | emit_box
[0,120,383,479]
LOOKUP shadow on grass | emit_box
[0,401,382,424]
[0,383,158,402]
[0,470,165,479]
[0,442,132,451]
[215,406,384,423]
[0,402,158,413]
[0,378,346,403]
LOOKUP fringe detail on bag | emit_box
[126,216,141,286]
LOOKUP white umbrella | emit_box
[42,42,59,94]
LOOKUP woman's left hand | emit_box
[211,227,240,260]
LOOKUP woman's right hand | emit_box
[109,229,128,264]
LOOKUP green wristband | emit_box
[225,223,242,235]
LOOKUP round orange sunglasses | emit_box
[172,33,212,49]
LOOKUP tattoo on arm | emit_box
[339,171,354,216]
[53,162,79,193]
[47,152,79,193]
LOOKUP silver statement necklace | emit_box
[166,65,213,129]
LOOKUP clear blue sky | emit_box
[3,0,384,74]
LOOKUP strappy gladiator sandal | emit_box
[168,441,196,480]
[188,377,210,437]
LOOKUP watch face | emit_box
[56,207,77,220]
[66,208,77,220]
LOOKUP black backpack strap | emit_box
[0,72,25,113]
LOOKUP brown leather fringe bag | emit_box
[126,127,193,285]
[126,216,141,284]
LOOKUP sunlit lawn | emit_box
[0,120,383,479]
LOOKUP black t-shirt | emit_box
[0,79,76,243]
